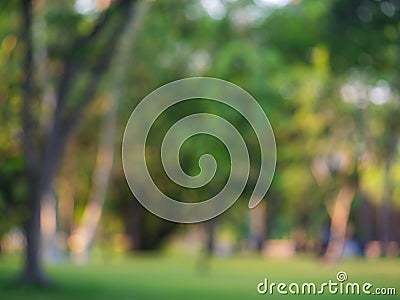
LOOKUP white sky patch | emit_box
[75,0,96,15]
[200,0,226,20]
[189,50,211,73]
[341,79,392,108]
[368,80,391,105]
[231,5,265,27]
[254,0,292,7]
[340,81,369,108]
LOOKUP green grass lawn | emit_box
[0,254,399,299]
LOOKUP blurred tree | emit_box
[18,0,137,284]
[70,1,149,261]
[324,0,400,259]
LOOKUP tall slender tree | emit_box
[19,0,137,284]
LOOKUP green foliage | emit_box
[1,0,399,251]
[0,154,27,235]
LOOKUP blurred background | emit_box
[0,0,399,299]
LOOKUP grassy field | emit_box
[0,254,399,299]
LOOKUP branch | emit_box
[55,0,133,111]
[38,0,137,188]
[61,0,137,134]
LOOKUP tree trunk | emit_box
[248,200,267,252]
[32,0,60,263]
[125,199,144,251]
[205,220,216,255]
[23,121,66,284]
[23,176,45,283]
[70,97,118,263]
[324,184,355,262]
[379,159,392,256]
[20,0,48,284]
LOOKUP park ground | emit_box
[0,254,399,299]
